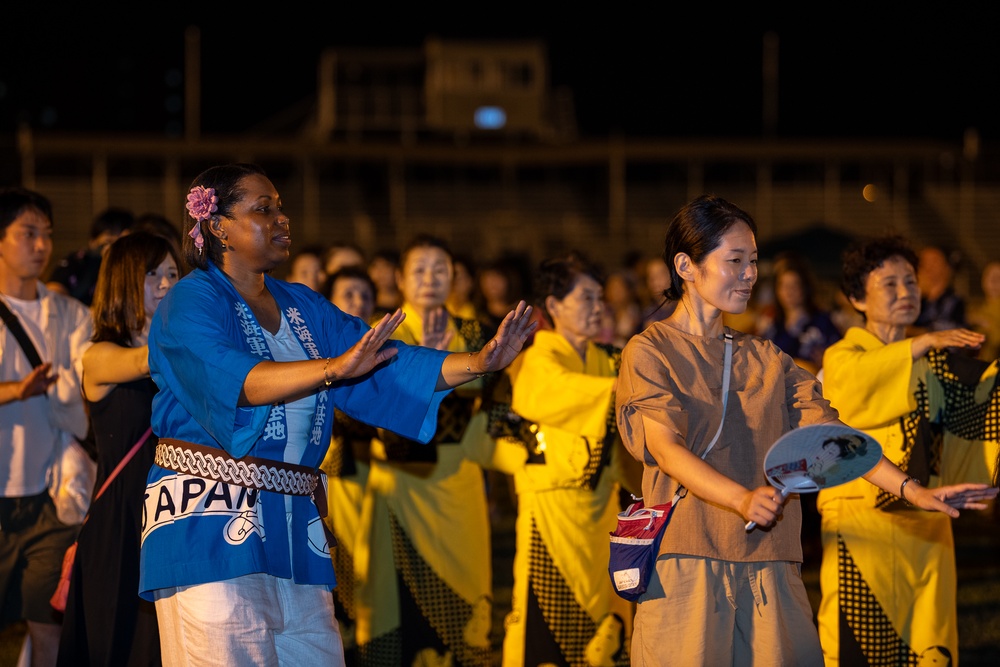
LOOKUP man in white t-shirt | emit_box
[0,187,92,667]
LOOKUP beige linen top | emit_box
[616,321,838,562]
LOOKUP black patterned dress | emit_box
[57,378,161,666]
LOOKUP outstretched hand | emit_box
[475,301,538,373]
[912,328,985,359]
[325,309,406,382]
[909,482,998,518]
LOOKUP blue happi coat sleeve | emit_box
[267,277,453,447]
[148,268,272,457]
[149,267,451,458]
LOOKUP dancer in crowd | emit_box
[367,249,402,320]
[818,234,1000,664]
[501,252,636,667]
[354,234,499,667]
[320,264,379,665]
[57,231,181,666]
[287,244,328,294]
[139,164,536,666]
[614,195,996,666]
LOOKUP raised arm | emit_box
[239,308,406,406]
[909,327,984,360]
[861,450,997,516]
[436,300,537,390]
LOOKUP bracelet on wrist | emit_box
[322,358,334,387]
[899,476,920,504]
[466,352,486,378]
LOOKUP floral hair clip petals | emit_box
[188,221,205,252]
[185,185,218,255]
[186,186,218,222]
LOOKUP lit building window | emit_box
[474,106,507,130]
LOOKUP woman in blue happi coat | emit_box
[140,163,536,666]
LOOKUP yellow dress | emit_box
[354,304,495,667]
[500,330,633,667]
[319,409,376,657]
[819,327,999,665]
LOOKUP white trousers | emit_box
[153,572,344,666]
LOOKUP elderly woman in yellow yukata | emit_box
[499,252,639,667]
[354,234,508,667]
[819,234,1000,665]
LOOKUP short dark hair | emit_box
[0,187,53,235]
[534,251,604,326]
[182,163,268,270]
[326,264,375,301]
[839,234,918,306]
[662,194,757,301]
[89,207,134,240]
[399,234,453,269]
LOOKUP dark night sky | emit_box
[2,8,999,145]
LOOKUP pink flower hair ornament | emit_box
[185,186,218,254]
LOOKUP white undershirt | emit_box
[261,314,316,560]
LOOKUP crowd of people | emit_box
[1,172,999,667]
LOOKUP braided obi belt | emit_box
[154,438,328,519]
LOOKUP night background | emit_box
[3,7,1000,665]
[2,8,999,144]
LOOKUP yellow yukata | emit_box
[819,327,999,665]
[319,409,377,658]
[354,304,495,667]
[500,330,632,667]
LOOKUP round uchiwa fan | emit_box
[745,423,882,531]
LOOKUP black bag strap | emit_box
[0,297,44,368]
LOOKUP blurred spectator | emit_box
[322,242,365,278]
[640,255,674,329]
[327,265,375,324]
[758,253,841,375]
[46,207,134,306]
[477,259,522,335]
[446,254,479,321]
[602,269,642,347]
[130,212,183,266]
[912,244,967,333]
[367,249,401,319]
[830,289,865,334]
[968,259,1000,361]
[287,244,327,294]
